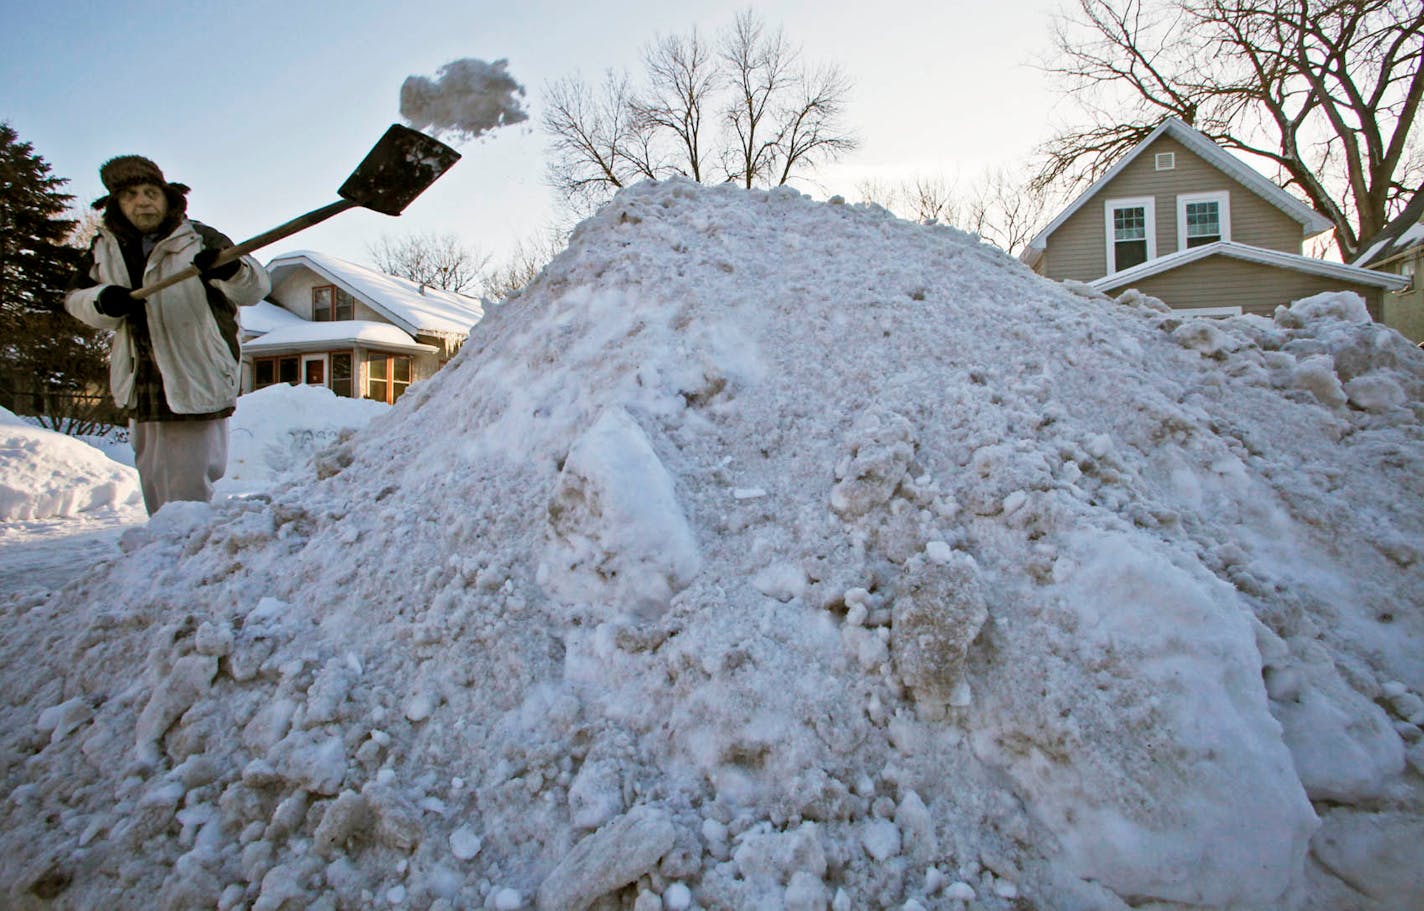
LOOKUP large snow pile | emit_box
[0,406,141,520]
[221,384,391,497]
[2,180,1422,911]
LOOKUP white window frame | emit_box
[1104,197,1157,274]
[1177,191,1231,250]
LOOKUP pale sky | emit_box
[2,0,1061,272]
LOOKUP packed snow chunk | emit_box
[539,407,701,616]
[890,551,987,715]
[535,805,677,911]
[1310,809,1424,906]
[1343,372,1407,412]
[0,408,142,520]
[1285,290,1372,325]
[979,533,1316,907]
[1269,645,1405,803]
[830,410,915,519]
[1291,354,1348,407]
[449,824,484,861]
[134,654,219,762]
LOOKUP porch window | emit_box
[367,352,412,404]
[1177,192,1231,249]
[254,355,299,389]
[312,285,355,321]
[1106,197,1155,273]
[331,353,353,398]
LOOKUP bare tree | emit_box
[367,232,490,295]
[1037,0,1424,260]
[965,167,1059,255]
[542,10,856,212]
[483,229,569,302]
[634,29,719,182]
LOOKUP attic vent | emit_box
[1155,152,1176,171]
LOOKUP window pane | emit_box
[1115,239,1148,270]
[278,357,300,385]
[393,356,411,383]
[331,353,352,397]
[368,354,388,380]
[255,360,274,388]
[334,289,354,321]
[313,286,332,321]
[1113,207,1146,241]
[1185,201,1220,245]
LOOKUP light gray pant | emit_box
[131,419,229,515]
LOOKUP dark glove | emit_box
[193,247,242,281]
[96,285,141,318]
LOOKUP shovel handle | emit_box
[131,199,359,300]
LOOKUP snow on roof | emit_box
[1351,189,1424,269]
[1090,240,1411,293]
[264,249,485,336]
[1022,118,1335,267]
[238,299,307,337]
[240,319,437,354]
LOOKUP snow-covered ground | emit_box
[2,180,1422,911]
[0,385,386,595]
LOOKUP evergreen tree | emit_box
[0,122,113,430]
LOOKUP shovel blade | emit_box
[338,124,461,217]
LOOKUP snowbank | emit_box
[0,406,141,520]
[221,383,390,496]
[1,180,1421,911]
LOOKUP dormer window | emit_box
[312,284,355,321]
[1105,197,1156,273]
[1177,191,1231,249]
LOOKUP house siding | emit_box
[1114,256,1388,319]
[268,269,387,323]
[1043,136,1307,282]
[1377,246,1424,342]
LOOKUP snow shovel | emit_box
[130,124,461,299]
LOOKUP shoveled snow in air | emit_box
[2,179,1422,911]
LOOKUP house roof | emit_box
[1022,118,1335,269]
[1089,240,1410,293]
[242,320,438,356]
[239,300,307,338]
[264,250,485,337]
[1351,188,1424,269]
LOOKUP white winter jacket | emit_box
[66,219,269,414]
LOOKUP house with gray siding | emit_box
[1021,118,1406,318]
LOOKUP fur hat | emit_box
[92,155,190,212]
[99,155,167,194]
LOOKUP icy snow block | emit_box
[983,534,1317,907]
[536,805,677,911]
[1311,809,1424,906]
[539,407,700,617]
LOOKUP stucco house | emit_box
[1352,189,1424,342]
[1021,118,1407,318]
[239,250,485,404]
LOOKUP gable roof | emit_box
[1022,118,1334,268]
[1352,187,1424,269]
[1089,240,1410,293]
[264,250,485,337]
[239,299,307,339]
